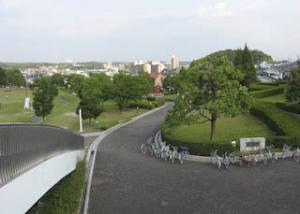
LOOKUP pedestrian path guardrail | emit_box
[0,124,83,187]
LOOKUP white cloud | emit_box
[196,2,232,19]
[0,0,21,9]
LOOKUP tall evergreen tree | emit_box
[234,44,257,87]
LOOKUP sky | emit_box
[0,0,299,62]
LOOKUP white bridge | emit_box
[0,124,84,214]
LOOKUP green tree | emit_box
[234,44,257,87]
[0,67,6,86]
[172,56,253,141]
[76,76,106,125]
[286,68,300,104]
[112,73,153,111]
[163,73,180,93]
[32,77,58,120]
[5,69,25,86]
[68,74,85,95]
[50,73,65,87]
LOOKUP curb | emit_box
[82,103,170,214]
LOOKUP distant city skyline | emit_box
[0,0,300,62]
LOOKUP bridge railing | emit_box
[0,124,83,187]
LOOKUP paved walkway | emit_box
[88,104,300,214]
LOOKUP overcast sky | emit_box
[0,0,299,62]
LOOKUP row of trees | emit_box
[0,67,26,87]
[31,72,153,123]
[77,73,153,124]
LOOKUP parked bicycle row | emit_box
[211,144,300,170]
[140,137,189,164]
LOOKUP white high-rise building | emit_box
[143,63,151,73]
[171,55,180,70]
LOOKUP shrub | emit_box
[251,86,285,98]
[162,131,234,156]
[146,96,156,101]
[250,101,300,137]
[129,100,154,110]
[152,98,165,107]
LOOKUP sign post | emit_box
[79,109,83,133]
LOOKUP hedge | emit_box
[250,101,300,138]
[251,86,285,98]
[266,136,300,149]
[129,98,165,110]
[276,102,300,114]
[161,131,234,156]
[129,100,155,109]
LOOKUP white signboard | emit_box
[240,137,266,152]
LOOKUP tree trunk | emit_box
[89,118,91,127]
[210,113,217,142]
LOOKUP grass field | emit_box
[0,89,148,132]
[257,93,286,103]
[167,115,272,143]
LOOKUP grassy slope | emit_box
[0,89,148,132]
[169,115,272,143]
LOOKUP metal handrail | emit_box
[0,124,83,187]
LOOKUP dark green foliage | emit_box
[0,67,7,86]
[76,76,106,124]
[250,101,300,137]
[198,48,272,65]
[67,74,85,95]
[31,161,86,214]
[112,73,153,111]
[251,86,285,98]
[161,131,234,156]
[32,77,58,119]
[0,68,25,87]
[50,73,65,87]
[163,73,180,93]
[286,68,300,103]
[276,103,300,114]
[234,45,257,87]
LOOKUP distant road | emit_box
[88,104,300,214]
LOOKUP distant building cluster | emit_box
[256,60,298,83]
[21,55,182,94]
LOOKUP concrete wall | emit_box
[0,150,84,214]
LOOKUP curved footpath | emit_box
[87,104,300,214]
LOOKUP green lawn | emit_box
[168,114,273,144]
[257,93,286,103]
[0,89,149,133]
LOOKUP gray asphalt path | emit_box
[88,104,300,214]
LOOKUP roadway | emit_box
[88,104,300,214]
